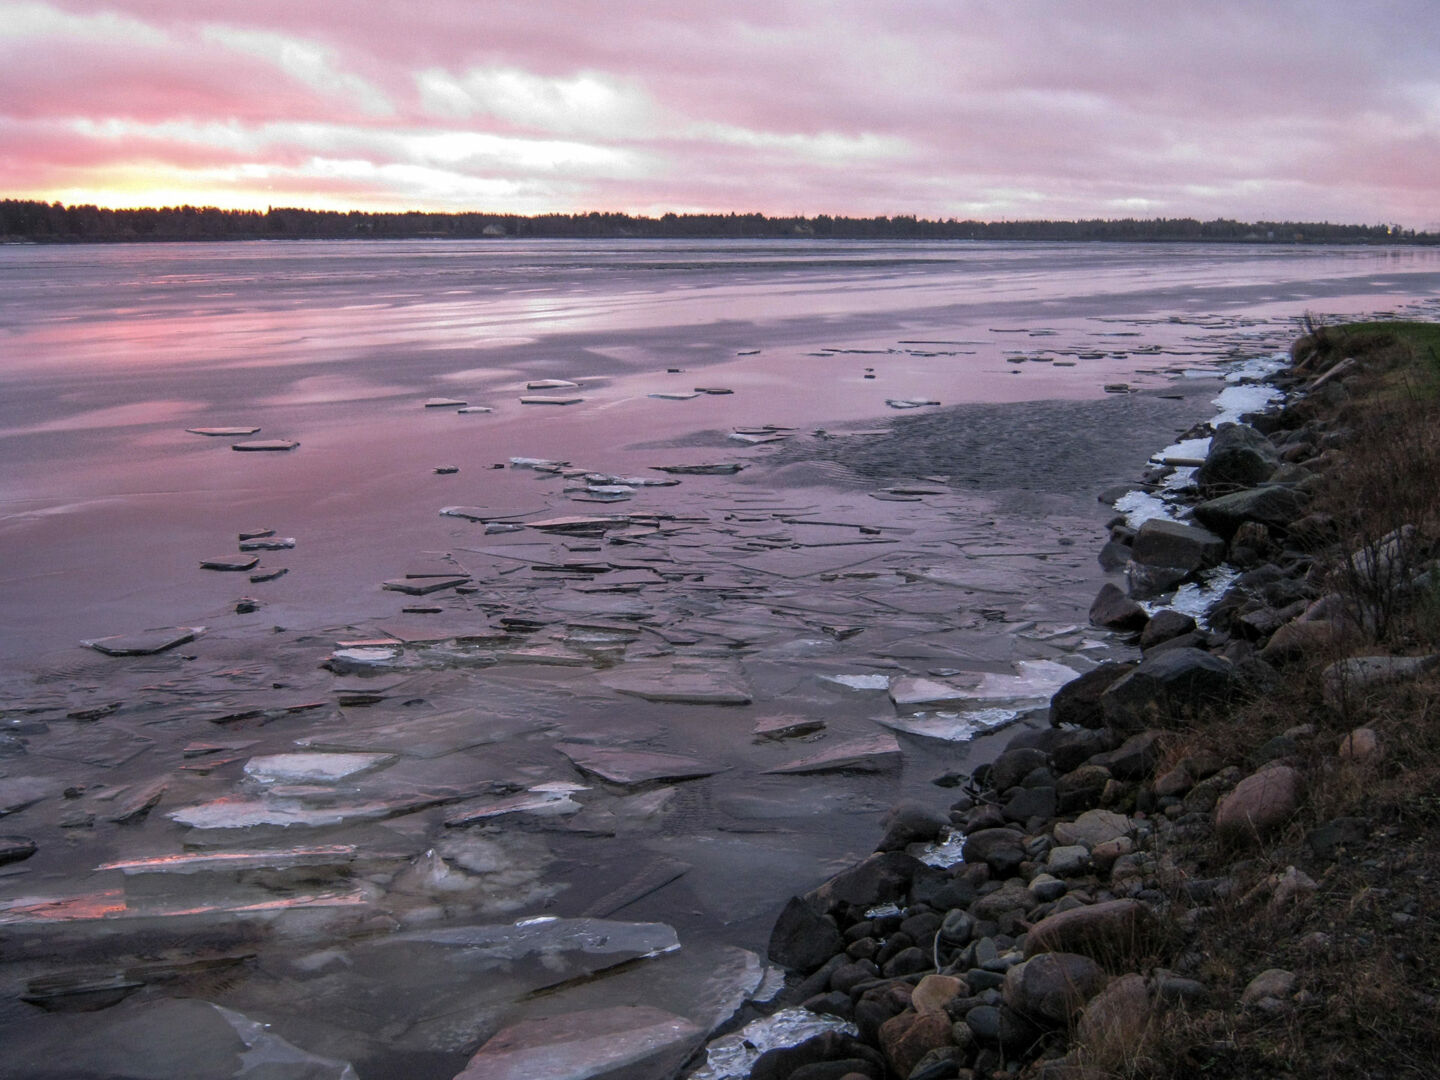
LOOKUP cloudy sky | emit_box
[3,0,1438,225]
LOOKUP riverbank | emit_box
[743,321,1440,1079]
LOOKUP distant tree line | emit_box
[0,199,1431,245]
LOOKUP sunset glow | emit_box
[4,0,1439,225]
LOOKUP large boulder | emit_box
[1100,648,1235,733]
[804,851,924,914]
[962,827,1027,876]
[1088,584,1149,631]
[1024,899,1160,969]
[1003,952,1108,1026]
[1192,485,1308,539]
[768,895,843,971]
[1214,764,1303,841]
[1075,973,1154,1069]
[1050,662,1136,728]
[1195,423,1280,493]
[878,1009,954,1078]
[1130,519,1226,573]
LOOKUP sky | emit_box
[2,1,1438,226]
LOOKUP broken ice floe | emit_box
[877,707,1025,742]
[527,379,580,390]
[600,666,751,705]
[231,439,298,451]
[819,673,892,691]
[557,744,726,787]
[455,1005,702,1080]
[239,537,295,551]
[509,456,568,471]
[243,753,396,784]
[763,733,901,774]
[651,463,744,475]
[187,426,260,436]
[446,782,587,826]
[520,395,584,405]
[888,660,1075,713]
[201,554,260,572]
[81,626,203,656]
[424,397,467,408]
[649,391,700,400]
[885,398,940,409]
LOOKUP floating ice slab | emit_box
[890,661,1075,713]
[649,391,700,400]
[324,646,402,673]
[200,554,260,571]
[601,667,751,705]
[187,426,260,436]
[557,744,726,787]
[753,716,826,740]
[527,379,580,390]
[238,537,295,551]
[764,733,902,774]
[168,789,463,830]
[82,626,203,656]
[231,439,299,451]
[819,673,892,691]
[651,463,744,475]
[885,398,940,408]
[456,1005,701,1080]
[877,707,1023,742]
[509,456,568,471]
[446,784,587,826]
[382,575,469,595]
[1213,382,1281,424]
[520,395,584,405]
[424,397,467,408]
[243,753,395,784]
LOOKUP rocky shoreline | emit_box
[739,329,1431,1079]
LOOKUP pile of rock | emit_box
[749,349,1437,1078]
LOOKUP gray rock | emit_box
[1087,731,1163,781]
[1195,422,1280,493]
[1053,809,1131,850]
[1047,844,1092,877]
[1003,785,1057,824]
[1322,654,1440,707]
[990,747,1051,792]
[962,828,1027,877]
[1130,518,1226,573]
[769,896,844,971]
[0,835,37,865]
[1050,662,1136,729]
[1056,764,1112,813]
[1002,952,1108,1026]
[972,880,1034,922]
[1089,584,1149,631]
[1193,485,1308,539]
[1139,609,1198,650]
[877,802,948,852]
[1240,967,1297,1008]
[806,852,926,914]
[1100,648,1235,733]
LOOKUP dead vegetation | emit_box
[1093,323,1440,1078]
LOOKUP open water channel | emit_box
[1,239,1438,1078]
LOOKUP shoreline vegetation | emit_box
[741,321,1440,1079]
[1,199,1435,245]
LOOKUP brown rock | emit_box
[1024,899,1160,969]
[1002,952,1108,1026]
[1050,661,1136,728]
[878,1009,954,1079]
[1076,973,1152,1069]
[1338,726,1382,763]
[1214,764,1303,841]
[911,974,963,1014]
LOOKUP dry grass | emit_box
[1083,322,1440,1078]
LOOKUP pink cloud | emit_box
[3,0,1438,224]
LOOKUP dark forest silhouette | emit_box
[0,199,1431,244]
